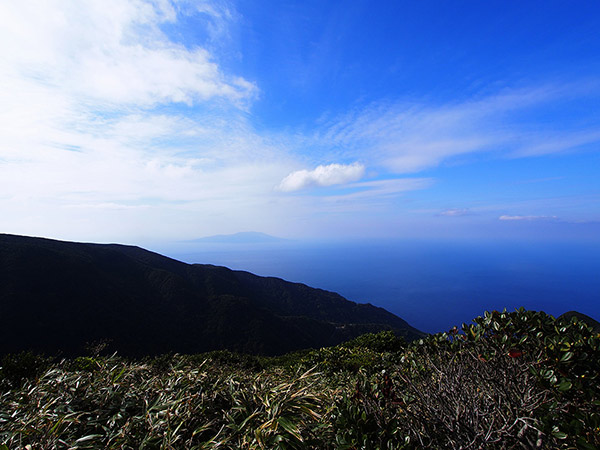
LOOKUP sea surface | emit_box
[160,239,600,334]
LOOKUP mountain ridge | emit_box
[0,233,424,356]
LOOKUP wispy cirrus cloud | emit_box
[307,83,600,174]
[499,215,559,221]
[439,208,472,217]
[511,130,600,157]
[320,178,434,204]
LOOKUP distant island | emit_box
[188,231,290,244]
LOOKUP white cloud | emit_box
[308,84,600,174]
[439,208,471,217]
[277,162,365,192]
[64,202,149,210]
[0,0,293,242]
[511,130,600,157]
[322,178,434,202]
[0,0,256,108]
[499,215,559,221]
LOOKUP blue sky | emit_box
[1,0,599,244]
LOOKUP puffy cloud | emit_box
[278,162,365,192]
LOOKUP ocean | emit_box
[161,239,600,334]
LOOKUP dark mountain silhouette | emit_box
[0,234,424,356]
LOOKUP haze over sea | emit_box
[162,239,600,334]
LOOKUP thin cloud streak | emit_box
[439,209,472,217]
[499,215,559,221]
[307,83,600,174]
[322,178,435,202]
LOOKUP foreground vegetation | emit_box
[1,309,599,449]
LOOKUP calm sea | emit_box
[161,240,600,334]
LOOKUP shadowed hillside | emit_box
[0,234,424,356]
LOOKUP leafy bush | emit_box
[199,350,265,372]
[341,308,600,449]
[0,351,51,390]
[343,331,406,353]
[331,370,408,449]
[0,309,598,449]
[300,331,405,374]
[67,356,103,372]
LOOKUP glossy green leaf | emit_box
[558,380,572,392]
[560,351,574,362]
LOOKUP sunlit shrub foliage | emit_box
[1,309,598,449]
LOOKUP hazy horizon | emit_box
[158,238,600,334]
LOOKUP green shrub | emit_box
[68,356,102,372]
[195,350,264,372]
[343,331,406,353]
[0,351,50,390]
[331,371,408,449]
[394,308,600,449]
[0,309,598,449]
[300,331,405,374]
